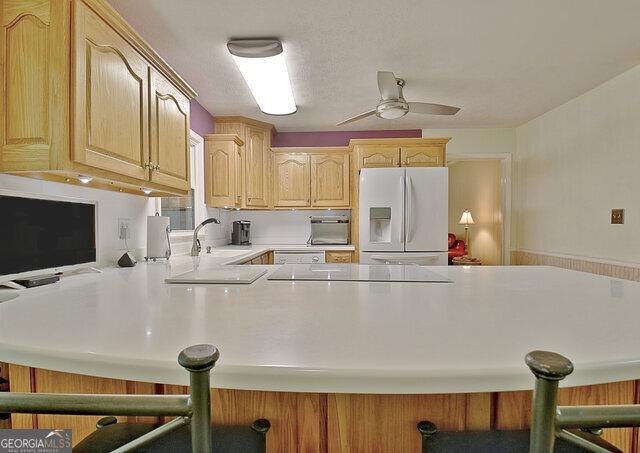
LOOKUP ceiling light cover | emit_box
[228,39,296,115]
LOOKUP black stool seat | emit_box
[418,420,620,453]
[74,420,268,453]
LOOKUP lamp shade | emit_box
[459,210,474,225]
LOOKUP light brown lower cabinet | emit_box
[8,364,636,452]
[325,251,353,263]
[241,251,273,265]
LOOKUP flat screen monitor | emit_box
[0,191,97,283]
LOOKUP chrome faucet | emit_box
[190,218,221,256]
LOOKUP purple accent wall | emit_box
[189,99,215,136]
[272,129,422,147]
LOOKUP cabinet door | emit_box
[400,145,444,167]
[73,2,149,180]
[273,154,310,207]
[204,140,235,208]
[357,146,400,168]
[325,251,352,263]
[245,126,269,207]
[1,1,52,171]
[149,69,190,191]
[311,153,350,207]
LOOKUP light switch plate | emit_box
[611,209,624,225]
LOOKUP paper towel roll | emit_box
[147,215,171,259]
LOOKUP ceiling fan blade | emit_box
[336,109,377,126]
[377,71,399,100]
[408,102,460,116]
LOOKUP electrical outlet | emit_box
[118,218,131,239]
[611,209,625,225]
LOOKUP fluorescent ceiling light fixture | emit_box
[78,175,93,184]
[227,39,296,115]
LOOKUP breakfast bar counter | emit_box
[1,256,640,450]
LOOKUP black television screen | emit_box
[0,195,97,276]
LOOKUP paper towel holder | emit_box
[144,212,172,262]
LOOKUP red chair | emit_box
[448,233,466,264]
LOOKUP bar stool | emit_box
[418,350,636,452]
[0,344,270,452]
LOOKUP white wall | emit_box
[225,210,350,244]
[422,128,516,155]
[0,173,155,265]
[515,64,640,264]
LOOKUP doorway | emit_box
[447,154,511,265]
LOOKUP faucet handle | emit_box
[206,246,212,254]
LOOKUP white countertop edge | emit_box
[4,343,640,394]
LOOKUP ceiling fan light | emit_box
[377,101,409,120]
[228,40,296,115]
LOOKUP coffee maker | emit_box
[231,220,251,245]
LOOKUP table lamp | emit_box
[458,209,474,254]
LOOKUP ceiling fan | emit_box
[336,71,460,126]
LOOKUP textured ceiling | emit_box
[108,0,640,131]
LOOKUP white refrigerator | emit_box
[359,167,448,265]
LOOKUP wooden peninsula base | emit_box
[7,364,637,452]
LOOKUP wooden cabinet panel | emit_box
[149,69,190,191]
[325,251,352,263]
[1,1,52,171]
[73,1,149,180]
[273,153,310,207]
[357,146,400,168]
[245,126,269,207]
[311,153,350,207]
[205,140,233,208]
[401,145,444,167]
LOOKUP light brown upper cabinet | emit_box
[400,145,444,167]
[271,147,351,209]
[149,69,190,191]
[214,117,274,208]
[204,135,243,208]
[273,154,310,207]
[311,152,350,207]
[356,146,400,168]
[350,138,450,169]
[73,1,150,181]
[0,0,197,196]
[245,126,270,207]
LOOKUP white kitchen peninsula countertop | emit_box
[1,254,639,394]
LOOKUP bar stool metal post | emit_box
[178,344,220,453]
[525,350,574,453]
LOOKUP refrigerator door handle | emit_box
[406,175,414,242]
[398,175,405,244]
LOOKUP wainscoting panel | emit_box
[512,250,640,282]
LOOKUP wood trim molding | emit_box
[271,146,349,154]
[214,116,275,131]
[512,250,640,282]
[348,137,451,148]
[78,0,197,98]
[203,134,244,146]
